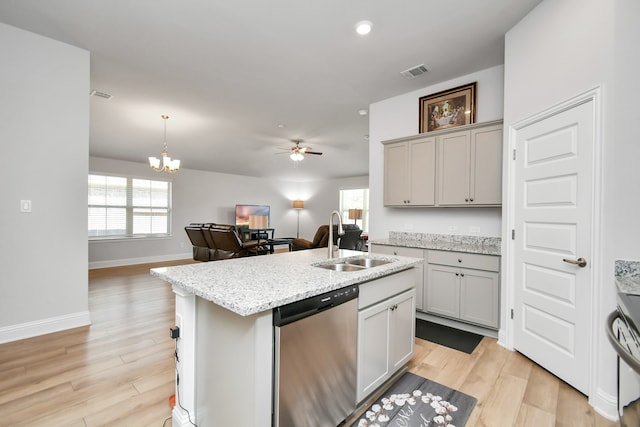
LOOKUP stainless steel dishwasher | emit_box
[273,285,359,427]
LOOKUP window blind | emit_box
[88,174,171,239]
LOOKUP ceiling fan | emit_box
[280,139,323,161]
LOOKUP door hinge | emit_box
[512,148,516,160]
[510,308,514,319]
[511,229,515,240]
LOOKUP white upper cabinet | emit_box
[437,123,503,206]
[382,120,503,207]
[383,135,436,206]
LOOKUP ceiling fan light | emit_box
[355,20,372,35]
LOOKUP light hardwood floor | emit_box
[0,261,617,427]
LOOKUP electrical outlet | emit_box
[170,326,180,339]
[469,226,481,234]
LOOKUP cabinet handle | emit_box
[465,198,469,202]
[460,273,465,277]
[470,198,474,202]
[458,258,462,263]
[455,272,460,276]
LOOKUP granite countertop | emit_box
[616,260,640,295]
[151,248,423,316]
[370,232,501,256]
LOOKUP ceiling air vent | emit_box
[400,64,429,79]
[90,90,113,100]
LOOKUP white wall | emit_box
[502,0,638,419]
[89,156,368,267]
[368,65,505,240]
[0,24,90,342]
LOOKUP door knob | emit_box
[562,257,587,268]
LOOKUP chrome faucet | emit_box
[328,210,345,258]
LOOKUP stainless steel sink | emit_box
[315,262,365,272]
[345,257,392,268]
[314,256,393,272]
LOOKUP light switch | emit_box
[20,200,32,213]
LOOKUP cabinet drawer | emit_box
[358,268,417,310]
[428,250,499,272]
[371,244,424,259]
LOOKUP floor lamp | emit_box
[293,200,304,238]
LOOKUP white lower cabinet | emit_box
[426,250,500,329]
[357,288,416,403]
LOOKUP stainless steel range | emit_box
[607,290,640,426]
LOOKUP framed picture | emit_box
[419,82,476,133]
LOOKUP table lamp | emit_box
[348,208,362,225]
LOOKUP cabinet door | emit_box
[389,289,416,371]
[459,268,499,328]
[470,125,503,205]
[357,289,416,402]
[409,137,436,206]
[384,142,409,206]
[357,299,391,402]
[426,264,460,318]
[437,130,471,206]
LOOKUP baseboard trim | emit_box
[0,310,91,344]
[172,406,196,427]
[89,252,192,270]
[415,311,498,339]
[591,386,618,421]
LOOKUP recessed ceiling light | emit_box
[358,109,368,116]
[277,123,286,128]
[355,21,372,35]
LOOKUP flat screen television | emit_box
[235,204,270,228]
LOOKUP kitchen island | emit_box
[151,248,423,427]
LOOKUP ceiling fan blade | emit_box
[305,150,323,155]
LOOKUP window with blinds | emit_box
[88,174,172,239]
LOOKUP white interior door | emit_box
[512,99,594,395]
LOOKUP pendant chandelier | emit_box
[149,114,180,173]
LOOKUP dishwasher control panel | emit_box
[273,285,359,327]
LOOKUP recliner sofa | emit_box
[291,224,363,251]
[185,223,268,261]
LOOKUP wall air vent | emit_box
[90,90,113,100]
[400,64,429,79]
